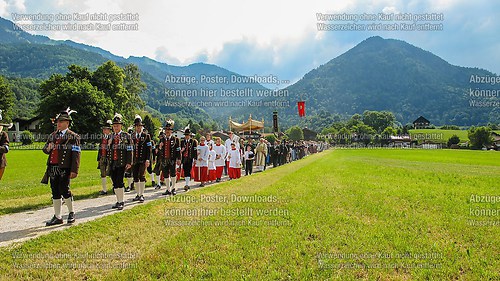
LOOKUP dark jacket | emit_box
[157,135,181,162]
[0,131,9,168]
[97,134,111,162]
[109,131,132,167]
[131,131,152,164]
[42,129,81,174]
[181,138,198,163]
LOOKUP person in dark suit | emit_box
[42,107,81,226]
[272,141,280,167]
[0,109,12,181]
[97,119,112,195]
[279,140,288,166]
[156,120,181,195]
[130,115,152,203]
[109,113,132,210]
[180,126,198,191]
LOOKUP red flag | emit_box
[297,101,305,117]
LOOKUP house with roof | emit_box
[413,116,430,129]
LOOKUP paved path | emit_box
[0,175,237,247]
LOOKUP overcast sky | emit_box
[2,0,499,85]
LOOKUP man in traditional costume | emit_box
[109,113,132,210]
[42,107,81,226]
[0,109,12,180]
[180,126,198,191]
[130,115,152,203]
[97,120,112,195]
[156,120,181,195]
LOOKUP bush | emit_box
[467,126,492,149]
[20,130,34,145]
[441,125,460,130]
[265,134,277,144]
[286,126,304,141]
[447,135,460,148]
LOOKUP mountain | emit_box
[1,15,498,128]
[0,17,51,44]
[0,16,269,123]
[282,36,499,127]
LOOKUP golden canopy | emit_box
[229,115,264,132]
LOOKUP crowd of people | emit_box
[0,107,328,226]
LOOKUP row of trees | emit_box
[315,110,497,149]
[34,61,168,143]
[446,126,496,150]
[318,110,399,145]
[0,76,15,121]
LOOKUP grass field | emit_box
[408,129,470,144]
[0,150,106,215]
[0,148,498,280]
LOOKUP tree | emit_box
[337,127,352,145]
[143,114,161,140]
[286,126,304,141]
[447,135,460,148]
[468,126,493,149]
[209,121,219,131]
[7,77,41,120]
[381,126,397,145]
[20,130,33,145]
[0,76,15,121]
[91,61,133,120]
[402,123,413,135]
[381,126,398,137]
[123,64,146,110]
[38,62,147,139]
[487,123,499,130]
[187,119,201,134]
[362,110,396,133]
[346,113,363,128]
[38,78,113,141]
[352,123,376,145]
[66,65,92,81]
[265,134,277,144]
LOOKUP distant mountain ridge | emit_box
[282,36,498,126]
[0,15,498,128]
[0,16,269,123]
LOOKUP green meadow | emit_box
[0,149,106,215]
[408,129,469,144]
[0,148,498,280]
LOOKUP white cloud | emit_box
[0,1,7,17]
[5,0,500,80]
[0,0,26,17]
[382,6,400,14]
[154,46,181,65]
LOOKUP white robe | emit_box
[208,150,216,170]
[213,144,226,167]
[196,144,209,167]
[206,139,215,147]
[255,142,267,167]
[227,148,241,168]
[225,136,240,160]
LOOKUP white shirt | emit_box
[213,144,226,167]
[225,135,240,160]
[196,144,209,167]
[206,139,215,147]
[228,148,241,168]
[208,150,216,170]
[244,150,254,160]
